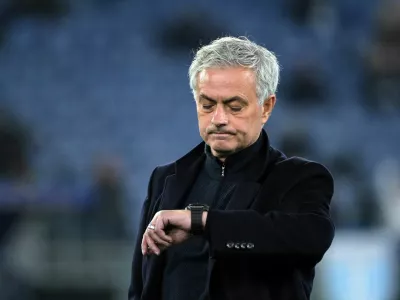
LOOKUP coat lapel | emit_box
[159,150,205,210]
[225,129,280,210]
[158,174,189,210]
[224,152,283,210]
[142,143,206,299]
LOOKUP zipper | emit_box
[221,164,225,177]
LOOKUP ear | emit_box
[261,95,276,124]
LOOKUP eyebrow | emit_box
[199,94,247,105]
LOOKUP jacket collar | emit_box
[204,130,266,181]
[175,129,272,183]
[159,129,277,211]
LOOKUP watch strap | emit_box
[186,204,209,235]
[190,208,203,235]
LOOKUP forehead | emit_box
[197,67,257,99]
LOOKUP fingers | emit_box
[142,226,172,256]
[153,213,174,243]
[142,231,161,256]
[148,219,173,246]
[145,234,160,255]
[143,228,190,255]
[142,231,160,256]
[141,210,190,256]
[153,227,173,244]
[148,244,167,255]
[148,229,171,247]
[141,234,149,255]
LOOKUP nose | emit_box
[211,105,228,127]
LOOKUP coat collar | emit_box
[204,130,265,181]
[176,129,271,180]
[159,129,279,211]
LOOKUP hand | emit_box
[147,228,191,255]
[167,227,191,245]
[141,210,191,256]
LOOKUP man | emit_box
[129,36,335,300]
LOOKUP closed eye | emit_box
[230,107,242,112]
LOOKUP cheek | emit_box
[197,115,210,134]
[198,112,212,123]
[232,116,253,132]
[233,116,261,139]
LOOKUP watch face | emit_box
[191,205,204,209]
[187,204,209,211]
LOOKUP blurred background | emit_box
[0,0,399,299]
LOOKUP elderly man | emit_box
[128,36,334,300]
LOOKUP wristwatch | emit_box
[185,203,209,235]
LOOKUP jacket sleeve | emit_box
[204,162,335,266]
[128,168,158,300]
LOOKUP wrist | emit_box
[185,203,209,235]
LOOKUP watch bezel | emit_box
[186,203,210,211]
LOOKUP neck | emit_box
[210,150,229,162]
[218,157,226,163]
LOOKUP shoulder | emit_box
[150,141,205,181]
[278,156,332,178]
[268,147,334,189]
[148,162,175,187]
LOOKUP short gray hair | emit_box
[189,36,280,105]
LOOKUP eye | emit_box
[230,106,242,112]
[202,105,213,110]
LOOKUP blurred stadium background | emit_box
[0,0,399,299]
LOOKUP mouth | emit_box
[211,132,231,135]
[210,132,233,139]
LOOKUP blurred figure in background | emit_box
[0,107,34,299]
[83,156,129,241]
[156,8,225,55]
[279,129,314,159]
[284,59,328,107]
[363,0,400,113]
[0,107,32,180]
[284,0,316,26]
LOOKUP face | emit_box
[195,67,276,160]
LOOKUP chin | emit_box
[211,143,236,154]
[214,147,234,153]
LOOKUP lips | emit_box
[210,132,234,135]
[210,132,233,139]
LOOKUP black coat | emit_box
[129,130,335,300]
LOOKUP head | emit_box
[189,36,280,160]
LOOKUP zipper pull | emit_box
[221,164,225,177]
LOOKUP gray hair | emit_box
[189,36,280,105]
